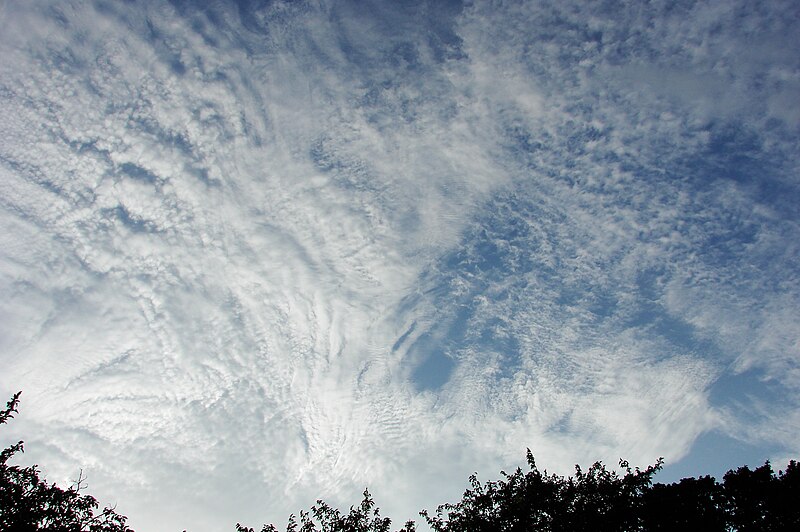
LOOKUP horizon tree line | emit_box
[2,392,798,531]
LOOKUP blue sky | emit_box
[1,0,798,530]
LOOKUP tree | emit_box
[0,392,133,531]
[641,475,727,531]
[236,489,415,532]
[242,450,800,531]
[420,450,662,532]
[722,461,800,532]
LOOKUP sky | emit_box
[0,0,798,530]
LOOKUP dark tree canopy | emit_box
[0,392,133,532]
[722,460,800,532]
[235,489,415,532]
[420,450,663,532]
[242,449,799,532]
[3,390,799,532]
[641,475,728,531]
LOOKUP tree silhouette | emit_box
[420,450,662,532]
[246,450,799,532]
[641,475,727,531]
[0,392,132,531]
[722,460,800,532]
[4,389,799,531]
[235,489,416,532]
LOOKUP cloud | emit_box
[1,0,799,530]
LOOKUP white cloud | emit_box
[1,1,798,530]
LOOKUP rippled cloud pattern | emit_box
[1,1,799,530]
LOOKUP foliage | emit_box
[0,392,133,532]
[417,448,800,532]
[722,460,800,532]
[641,475,727,531]
[4,389,799,532]
[420,450,662,532]
[235,489,415,532]
[243,448,799,532]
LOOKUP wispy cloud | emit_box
[1,0,798,529]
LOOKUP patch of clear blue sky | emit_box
[659,361,794,482]
[659,430,786,483]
